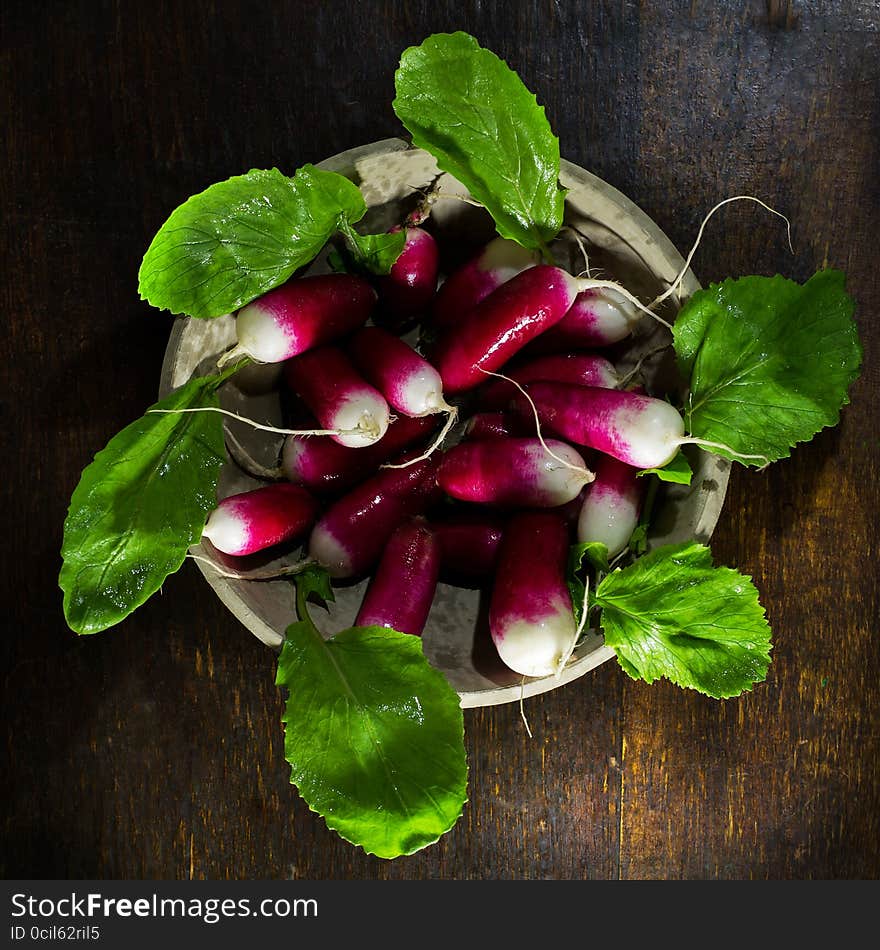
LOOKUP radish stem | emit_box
[556,572,591,680]
[675,436,770,468]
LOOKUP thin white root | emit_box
[187,552,316,581]
[649,195,794,310]
[147,407,355,439]
[575,278,674,330]
[562,225,592,277]
[678,436,771,469]
[476,368,595,482]
[223,426,283,481]
[518,678,534,739]
[380,405,459,469]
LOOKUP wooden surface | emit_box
[2,0,878,880]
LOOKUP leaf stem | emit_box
[677,437,770,468]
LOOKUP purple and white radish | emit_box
[437,436,593,508]
[432,236,541,331]
[374,226,440,327]
[201,483,319,557]
[489,510,578,678]
[283,345,390,448]
[347,326,452,419]
[281,414,437,494]
[577,455,643,557]
[517,382,686,470]
[354,517,440,636]
[307,452,441,579]
[431,264,582,394]
[477,350,621,411]
[221,273,376,366]
[431,511,505,581]
[531,286,642,352]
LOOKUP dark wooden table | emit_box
[3,1,878,880]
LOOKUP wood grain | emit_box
[2,0,877,880]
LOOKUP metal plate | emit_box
[159,139,730,708]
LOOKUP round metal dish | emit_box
[159,138,730,708]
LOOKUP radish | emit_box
[281,414,437,494]
[517,381,686,470]
[374,226,440,327]
[489,510,578,678]
[307,452,441,578]
[347,326,452,419]
[462,411,524,440]
[437,436,593,508]
[354,517,440,636]
[201,483,319,557]
[530,286,642,352]
[477,351,621,411]
[283,345,390,448]
[219,273,376,366]
[346,325,459,466]
[431,511,505,580]
[431,235,540,330]
[431,264,581,393]
[577,455,643,558]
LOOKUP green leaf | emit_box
[138,165,368,318]
[277,585,468,859]
[393,31,565,252]
[60,374,228,634]
[674,270,862,465]
[326,246,348,273]
[339,221,407,275]
[638,450,693,485]
[594,542,772,698]
[295,563,336,609]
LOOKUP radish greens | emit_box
[393,31,566,254]
[674,270,861,464]
[277,568,467,859]
[60,370,234,634]
[138,165,403,319]
[593,542,772,699]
